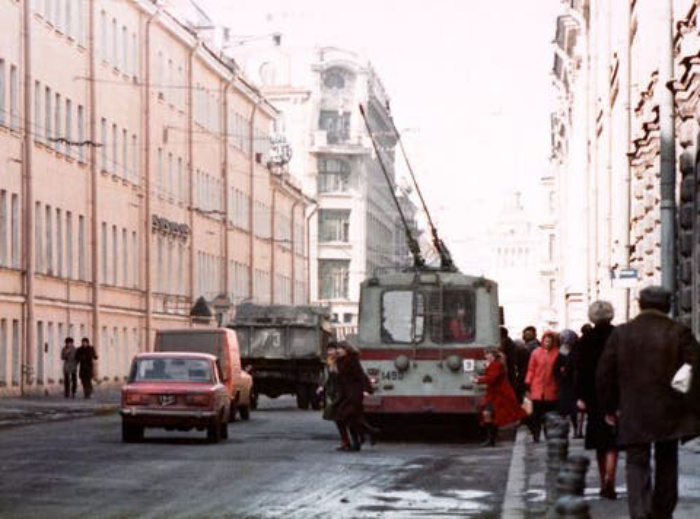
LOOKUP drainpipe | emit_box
[270,187,276,303]
[187,42,200,323]
[290,200,299,304]
[659,0,676,308]
[248,100,259,299]
[21,0,34,394]
[222,78,233,298]
[305,204,318,304]
[144,9,159,348]
[621,0,632,320]
[88,0,101,361]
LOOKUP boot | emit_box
[481,424,496,447]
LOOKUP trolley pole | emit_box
[659,0,676,310]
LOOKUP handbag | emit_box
[672,363,693,394]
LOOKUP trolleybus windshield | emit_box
[438,289,476,344]
[380,290,425,344]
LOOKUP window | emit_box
[34,81,41,139]
[54,93,62,152]
[131,134,138,183]
[323,68,348,89]
[101,222,107,283]
[66,211,73,279]
[157,148,163,193]
[122,129,128,179]
[318,110,351,144]
[0,59,5,126]
[10,65,18,130]
[157,235,163,292]
[122,26,128,72]
[132,33,138,77]
[77,1,85,46]
[166,240,173,294]
[112,123,118,174]
[65,98,72,157]
[100,118,107,171]
[381,290,425,344]
[45,87,52,143]
[0,319,7,386]
[549,279,556,306]
[78,215,86,280]
[167,152,173,198]
[319,209,350,243]
[12,319,20,385]
[111,18,118,65]
[317,158,351,192]
[11,194,19,268]
[122,228,127,287]
[435,290,476,344]
[100,11,107,61]
[548,234,555,262]
[319,260,350,300]
[177,157,184,202]
[77,105,85,161]
[45,205,53,275]
[112,225,118,285]
[132,231,138,288]
[65,0,72,37]
[56,208,63,277]
[0,190,6,266]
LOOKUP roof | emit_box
[133,351,218,361]
[232,303,330,326]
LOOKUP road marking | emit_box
[501,427,526,519]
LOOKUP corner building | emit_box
[0,0,310,395]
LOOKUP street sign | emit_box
[611,268,638,288]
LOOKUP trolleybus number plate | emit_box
[462,359,475,372]
[381,371,404,381]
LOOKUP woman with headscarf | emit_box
[335,342,369,451]
[525,331,561,442]
[554,329,580,437]
[476,348,527,446]
[574,301,618,499]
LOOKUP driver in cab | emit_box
[447,305,474,342]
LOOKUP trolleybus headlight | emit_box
[394,354,410,372]
[445,354,462,372]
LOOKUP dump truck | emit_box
[229,303,332,410]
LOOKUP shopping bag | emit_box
[672,363,693,394]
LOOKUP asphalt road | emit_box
[0,397,515,519]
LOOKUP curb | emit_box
[501,427,527,519]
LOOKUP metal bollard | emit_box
[546,438,569,506]
[556,455,590,497]
[545,412,570,440]
[555,495,591,519]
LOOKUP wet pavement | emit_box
[0,396,514,518]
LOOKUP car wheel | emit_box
[122,421,143,443]
[239,405,250,420]
[296,387,310,410]
[207,415,222,443]
[220,414,229,440]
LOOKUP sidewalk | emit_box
[503,428,700,518]
[0,386,121,429]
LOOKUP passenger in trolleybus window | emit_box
[444,299,475,342]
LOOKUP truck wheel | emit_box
[238,405,251,420]
[207,415,222,443]
[122,421,143,443]
[296,388,310,410]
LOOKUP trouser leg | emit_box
[64,375,70,398]
[652,439,679,519]
[626,443,653,519]
[335,421,350,448]
[71,373,77,396]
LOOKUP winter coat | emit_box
[61,345,78,374]
[554,347,577,415]
[335,354,366,424]
[322,367,340,421]
[525,343,560,402]
[500,337,518,392]
[478,360,527,426]
[76,345,98,380]
[514,342,531,402]
[596,310,700,446]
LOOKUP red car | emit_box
[120,352,231,443]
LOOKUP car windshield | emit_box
[130,358,213,383]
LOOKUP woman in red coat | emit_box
[477,348,527,446]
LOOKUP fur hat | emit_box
[588,300,614,324]
[639,286,671,312]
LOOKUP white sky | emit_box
[201,0,560,273]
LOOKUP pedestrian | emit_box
[524,330,560,442]
[321,343,352,451]
[513,338,530,403]
[335,342,367,451]
[499,326,518,392]
[476,348,527,447]
[75,337,98,399]
[597,286,700,518]
[522,325,540,353]
[61,337,78,398]
[575,301,618,499]
[554,329,579,437]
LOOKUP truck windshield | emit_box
[130,358,213,383]
[381,290,425,344]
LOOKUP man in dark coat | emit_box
[75,337,98,399]
[499,327,518,392]
[335,343,367,451]
[522,326,540,353]
[597,286,700,519]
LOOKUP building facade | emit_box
[237,42,415,330]
[545,0,700,332]
[0,0,310,395]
